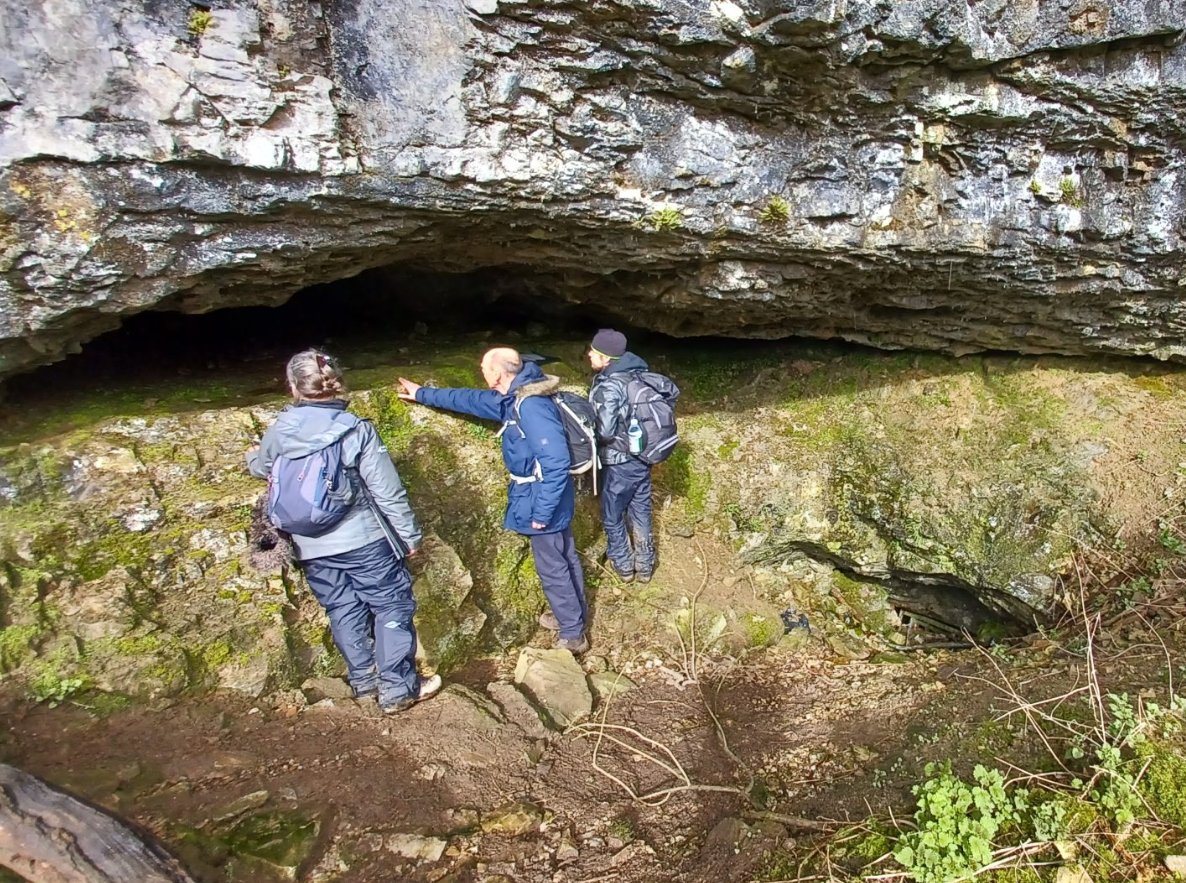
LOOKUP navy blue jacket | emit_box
[415,361,574,535]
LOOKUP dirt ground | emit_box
[0,639,935,883]
[4,518,1186,883]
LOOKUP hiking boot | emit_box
[557,634,590,655]
[614,569,635,584]
[352,686,378,701]
[538,611,560,631]
[381,674,443,714]
[635,571,653,584]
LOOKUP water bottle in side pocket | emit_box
[627,416,645,455]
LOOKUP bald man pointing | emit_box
[398,349,589,654]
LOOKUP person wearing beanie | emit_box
[586,329,678,584]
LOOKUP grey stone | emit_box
[480,802,543,837]
[487,681,556,739]
[513,647,593,728]
[386,833,447,861]
[301,677,354,702]
[1,0,1186,380]
[588,671,637,702]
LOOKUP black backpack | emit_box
[622,371,680,465]
[514,392,600,491]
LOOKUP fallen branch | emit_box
[739,810,839,833]
[0,762,196,883]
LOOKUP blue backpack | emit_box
[267,413,361,536]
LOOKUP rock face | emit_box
[2,336,1184,699]
[2,1,1186,380]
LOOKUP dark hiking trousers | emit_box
[302,538,420,707]
[601,458,655,578]
[530,528,588,640]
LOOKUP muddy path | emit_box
[0,631,974,883]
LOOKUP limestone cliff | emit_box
[1,0,1185,380]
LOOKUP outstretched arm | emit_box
[397,377,503,422]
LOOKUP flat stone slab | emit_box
[487,681,556,739]
[588,671,636,702]
[513,648,592,728]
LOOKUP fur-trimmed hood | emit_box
[513,373,561,401]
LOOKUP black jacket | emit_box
[590,352,650,467]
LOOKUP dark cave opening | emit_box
[4,267,629,398]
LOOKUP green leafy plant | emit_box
[1059,177,1082,207]
[187,7,214,37]
[645,207,683,231]
[29,673,87,707]
[759,195,790,224]
[893,763,1028,883]
[1157,520,1186,555]
[1028,180,1042,195]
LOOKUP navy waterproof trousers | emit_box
[530,528,588,640]
[601,458,655,578]
[303,538,420,707]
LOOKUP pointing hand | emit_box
[396,377,422,402]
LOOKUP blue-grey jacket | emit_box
[590,352,658,466]
[246,400,422,561]
[414,361,574,535]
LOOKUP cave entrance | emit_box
[4,267,620,402]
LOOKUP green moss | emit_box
[1134,375,1176,400]
[72,526,155,582]
[489,540,542,633]
[82,690,133,717]
[202,639,233,670]
[830,572,893,636]
[737,611,780,648]
[351,387,417,456]
[848,827,892,862]
[653,446,709,518]
[754,849,799,881]
[0,624,42,672]
[1138,740,1186,828]
[224,810,319,866]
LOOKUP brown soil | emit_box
[4,591,1185,883]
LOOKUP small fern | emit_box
[759,195,790,224]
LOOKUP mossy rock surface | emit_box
[2,337,1183,699]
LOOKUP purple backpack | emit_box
[266,414,360,536]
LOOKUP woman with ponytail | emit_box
[246,349,441,714]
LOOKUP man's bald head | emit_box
[481,347,523,393]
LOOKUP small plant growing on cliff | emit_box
[1028,180,1042,195]
[1059,176,1083,207]
[759,195,790,225]
[187,7,214,37]
[645,207,683,231]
